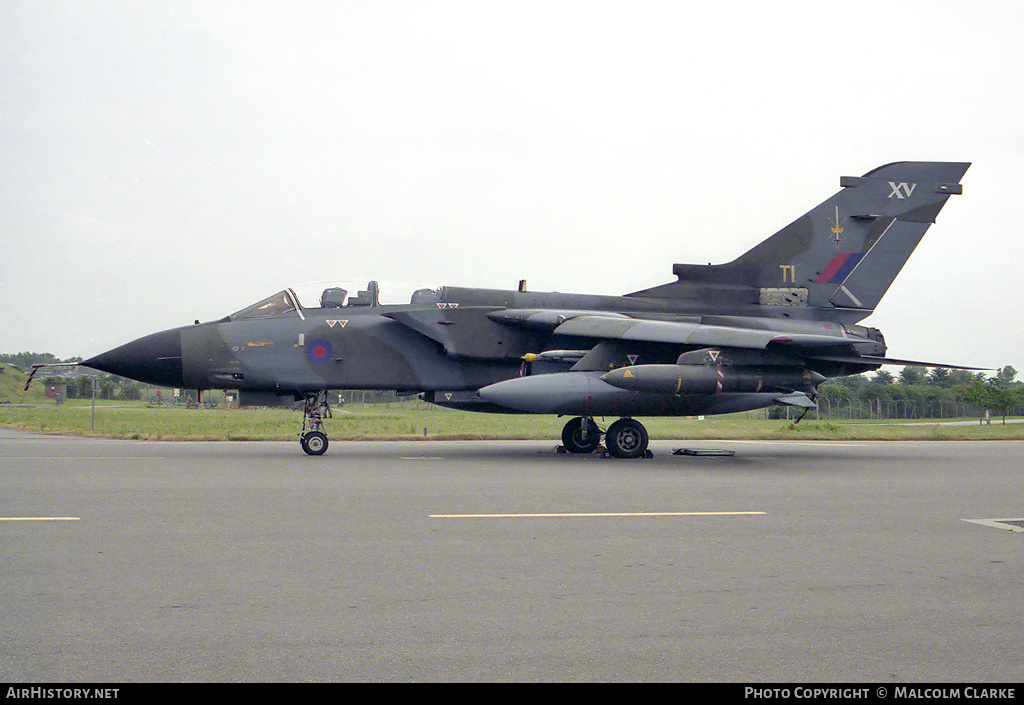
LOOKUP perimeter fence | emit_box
[806,398,1024,421]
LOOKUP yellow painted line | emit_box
[430,511,765,519]
[0,517,80,521]
[1,457,166,460]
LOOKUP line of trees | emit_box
[1,353,142,401]
[0,352,80,368]
[816,365,1023,421]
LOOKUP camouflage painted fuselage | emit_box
[83,161,970,423]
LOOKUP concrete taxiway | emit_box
[1,429,1022,682]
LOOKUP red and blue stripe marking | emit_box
[814,253,863,284]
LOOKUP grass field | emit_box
[2,400,1022,442]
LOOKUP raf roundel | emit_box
[307,339,333,365]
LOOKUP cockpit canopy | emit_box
[230,281,440,320]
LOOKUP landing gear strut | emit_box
[300,391,332,456]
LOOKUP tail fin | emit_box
[630,161,970,322]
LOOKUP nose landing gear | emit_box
[300,391,332,455]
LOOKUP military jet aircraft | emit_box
[80,161,971,456]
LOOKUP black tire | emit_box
[605,418,648,459]
[301,431,329,456]
[561,417,601,454]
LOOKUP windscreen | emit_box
[230,291,297,319]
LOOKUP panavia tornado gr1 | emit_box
[81,161,971,456]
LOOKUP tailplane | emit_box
[630,161,970,322]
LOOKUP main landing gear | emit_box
[560,416,652,459]
[561,416,601,454]
[300,390,332,456]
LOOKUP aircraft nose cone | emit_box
[83,327,185,387]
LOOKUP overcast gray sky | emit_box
[2,1,1022,374]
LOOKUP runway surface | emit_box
[2,429,1022,682]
